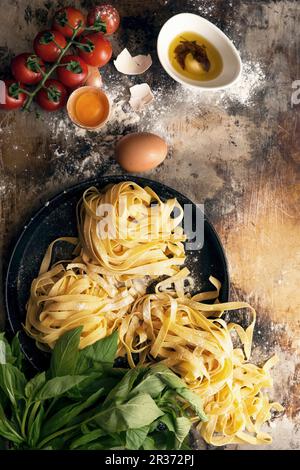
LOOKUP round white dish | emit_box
[157,13,242,90]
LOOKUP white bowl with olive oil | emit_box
[157,13,242,90]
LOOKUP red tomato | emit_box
[0,80,27,110]
[11,53,45,85]
[53,7,86,38]
[57,55,88,89]
[87,4,120,35]
[36,79,68,111]
[78,33,112,67]
[34,30,67,62]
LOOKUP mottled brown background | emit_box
[0,0,299,449]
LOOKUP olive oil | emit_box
[169,31,223,81]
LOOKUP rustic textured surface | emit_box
[0,0,299,450]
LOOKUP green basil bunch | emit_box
[0,328,206,450]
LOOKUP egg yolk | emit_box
[75,91,108,127]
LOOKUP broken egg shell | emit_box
[129,83,154,111]
[85,65,103,88]
[114,48,152,75]
[115,132,168,173]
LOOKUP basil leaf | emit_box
[151,364,207,421]
[151,363,186,388]
[176,388,207,421]
[126,425,149,450]
[0,363,26,405]
[174,416,191,449]
[143,436,156,450]
[50,327,82,378]
[11,334,23,369]
[0,387,8,410]
[103,367,142,406]
[128,373,165,399]
[28,404,45,448]
[67,375,118,401]
[0,424,23,445]
[180,438,191,450]
[70,428,107,449]
[41,387,104,437]
[77,442,105,450]
[40,435,72,450]
[0,334,13,365]
[33,375,86,401]
[77,432,124,450]
[0,338,6,365]
[76,331,118,374]
[0,403,23,444]
[161,414,176,431]
[25,372,46,399]
[94,393,163,433]
[75,355,104,376]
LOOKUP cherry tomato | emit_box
[53,7,86,38]
[78,33,112,67]
[34,30,67,63]
[0,80,27,110]
[57,55,88,89]
[36,79,68,112]
[11,53,45,85]
[87,4,120,35]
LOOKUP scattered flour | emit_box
[50,114,87,140]
[46,57,265,143]
[221,60,265,105]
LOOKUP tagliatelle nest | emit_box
[77,183,186,278]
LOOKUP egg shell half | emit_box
[116,132,168,173]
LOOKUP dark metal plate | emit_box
[5,175,229,370]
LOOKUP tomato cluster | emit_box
[0,5,120,111]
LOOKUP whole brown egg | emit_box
[115,132,168,173]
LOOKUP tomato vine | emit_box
[21,19,106,112]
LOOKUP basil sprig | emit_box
[0,330,206,450]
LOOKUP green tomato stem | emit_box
[35,62,46,77]
[18,88,33,96]
[52,38,64,51]
[85,25,104,32]
[71,41,84,47]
